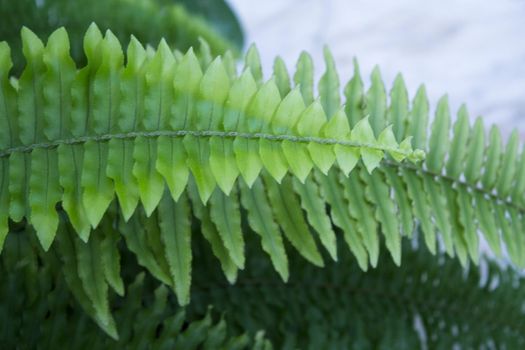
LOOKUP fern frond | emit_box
[190,234,525,349]
[2,24,524,329]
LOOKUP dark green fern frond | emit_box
[189,233,525,349]
[0,232,270,348]
[0,0,238,74]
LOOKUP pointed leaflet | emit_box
[233,78,280,186]
[74,228,113,329]
[361,168,402,265]
[344,58,366,127]
[92,30,123,135]
[186,57,230,202]
[408,85,429,150]
[71,23,103,137]
[259,88,302,183]
[446,105,470,178]
[8,152,30,222]
[209,187,245,269]
[383,167,414,237]
[322,108,359,175]
[366,66,387,136]
[350,117,382,173]
[473,192,501,257]
[297,101,335,174]
[315,170,368,270]
[292,177,337,261]
[107,139,139,221]
[318,46,340,118]
[133,40,176,213]
[341,171,379,267]
[442,184,469,266]
[211,69,256,194]
[133,137,164,216]
[18,27,45,145]
[508,208,525,267]
[496,205,521,267]
[99,218,124,296]
[42,27,75,141]
[239,178,289,281]
[388,74,409,141]
[422,173,454,256]
[29,149,61,250]
[156,137,189,202]
[120,212,171,285]
[264,174,323,266]
[496,130,519,198]
[158,191,192,305]
[82,141,114,227]
[401,168,436,254]
[273,56,291,97]
[481,125,501,191]
[464,117,485,185]
[426,95,450,174]
[274,88,314,182]
[293,51,314,104]
[188,183,238,283]
[0,159,8,250]
[56,219,117,339]
[0,41,19,149]
[222,50,237,79]
[456,185,479,263]
[243,44,263,85]
[512,145,525,205]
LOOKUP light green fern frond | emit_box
[1,25,524,336]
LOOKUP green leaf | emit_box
[446,105,470,178]
[0,159,8,250]
[19,27,45,144]
[366,66,387,136]
[0,41,19,150]
[408,85,429,150]
[132,137,165,216]
[156,137,189,202]
[340,170,379,266]
[29,148,61,250]
[239,178,289,281]
[401,168,436,254]
[243,44,262,85]
[99,219,124,296]
[209,187,245,269]
[350,117,382,173]
[464,117,485,185]
[344,58,366,127]
[426,95,450,174]
[362,168,402,265]
[42,27,75,141]
[456,185,478,263]
[293,51,314,104]
[496,130,519,198]
[158,191,192,305]
[184,135,216,203]
[481,126,502,191]
[273,56,291,97]
[388,74,408,141]
[8,152,29,222]
[82,141,114,227]
[292,177,337,261]
[316,170,368,270]
[318,46,340,118]
[473,191,501,257]
[264,174,323,267]
[383,167,414,237]
[188,184,238,283]
[106,139,139,221]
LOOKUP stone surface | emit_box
[229,0,525,139]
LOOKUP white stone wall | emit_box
[229,0,525,139]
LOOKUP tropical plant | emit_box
[1,1,525,348]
